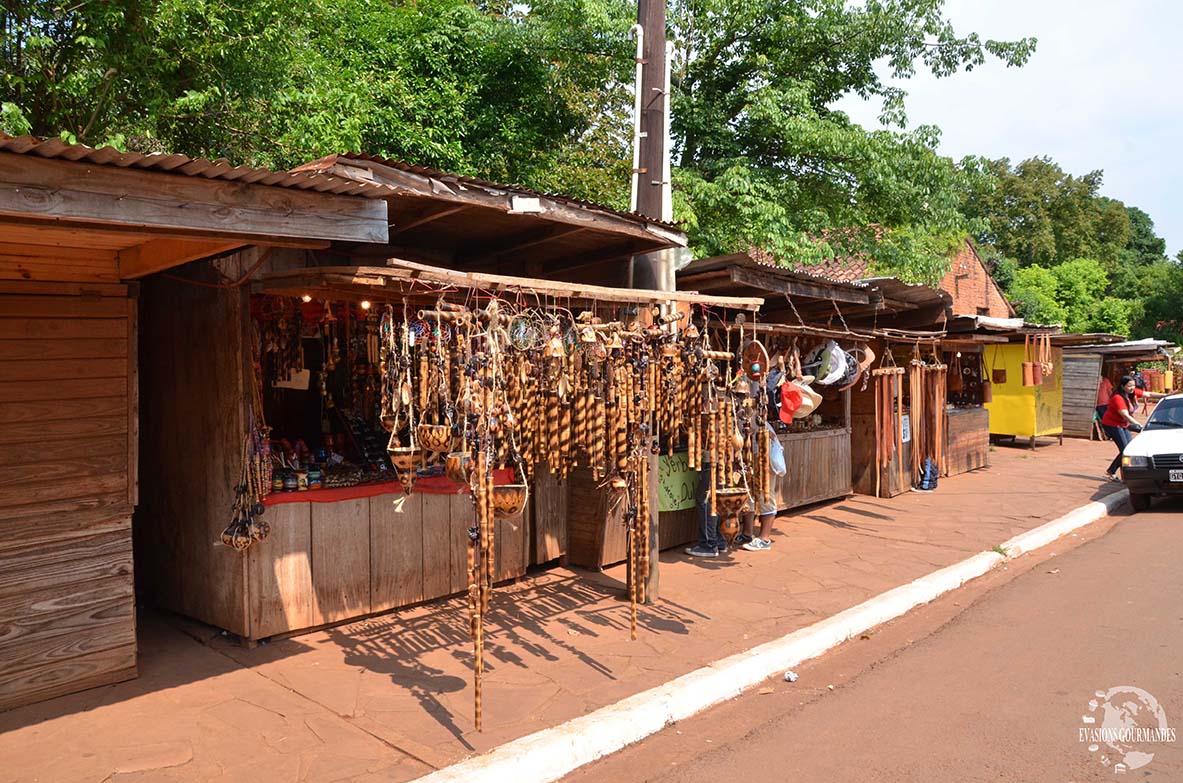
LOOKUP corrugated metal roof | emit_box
[0,134,390,198]
[1064,338,1175,354]
[296,152,683,233]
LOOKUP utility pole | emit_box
[633,0,668,241]
[631,0,669,602]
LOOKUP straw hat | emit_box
[791,380,822,419]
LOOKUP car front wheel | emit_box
[1129,492,1151,512]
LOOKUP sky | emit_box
[834,0,1183,259]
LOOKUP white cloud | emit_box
[835,0,1183,257]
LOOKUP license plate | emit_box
[1170,470,1183,482]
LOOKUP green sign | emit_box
[657,452,699,512]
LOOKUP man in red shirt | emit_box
[1101,375,1143,479]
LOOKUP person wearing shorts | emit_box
[738,493,776,551]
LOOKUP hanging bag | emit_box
[991,345,1007,385]
[1040,334,1054,381]
[947,352,964,393]
[767,422,787,477]
[1031,335,1044,386]
[1022,335,1037,387]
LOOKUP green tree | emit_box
[668,0,1036,282]
[960,156,1129,268]
[1008,265,1064,326]
[1,0,638,188]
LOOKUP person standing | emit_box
[685,460,725,558]
[1095,373,1113,421]
[1101,375,1143,480]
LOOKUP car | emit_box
[1121,392,1183,511]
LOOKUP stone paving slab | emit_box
[0,439,1122,783]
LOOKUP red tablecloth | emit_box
[262,469,514,506]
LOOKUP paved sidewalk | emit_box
[0,439,1123,783]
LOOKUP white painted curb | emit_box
[999,488,1128,558]
[414,489,1130,783]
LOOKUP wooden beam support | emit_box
[0,153,389,244]
[531,240,641,276]
[458,225,588,266]
[729,265,870,305]
[389,205,469,236]
[259,261,764,310]
[117,238,249,279]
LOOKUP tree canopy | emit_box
[3,0,1178,339]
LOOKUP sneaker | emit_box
[734,533,753,546]
[742,537,772,551]
[684,545,718,558]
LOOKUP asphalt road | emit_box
[564,498,1183,783]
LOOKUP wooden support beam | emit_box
[117,238,248,279]
[0,153,389,244]
[389,205,469,236]
[729,265,870,305]
[532,240,641,276]
[260,261,764,310]
[459,225,589,266]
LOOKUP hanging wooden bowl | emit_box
[714,486,749,518]
[491,483,529,518]
[445,451,473,483]
[387,445,422,471]
[416,424,453,454]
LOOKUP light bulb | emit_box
[301,294,312,303]
[360,300,372,310]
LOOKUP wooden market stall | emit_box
[1060,338,1175,439]
[983,335,1064,448]
[936,319,1024,476]
[0,134,389,710]
[137,258,762,639]
[677,253,957,506]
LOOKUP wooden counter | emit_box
[248,490,526,640]
[774,427,853,510]
[945,406,989,476]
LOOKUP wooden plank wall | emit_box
[244,489,526,641]
[776,429,853,509]
[1063,354,1102,438]
[0,286,137,711]
[566,466,699,569]
[134,271,250,637]
[945,407,990,476]
[531,467,567,564]
[565,469,610,569]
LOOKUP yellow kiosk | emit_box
[984,342,1063,447]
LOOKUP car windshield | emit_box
[1145,399,1183,430]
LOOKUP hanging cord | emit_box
[829,297,852,335]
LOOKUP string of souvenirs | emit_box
[219,288,916,730]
